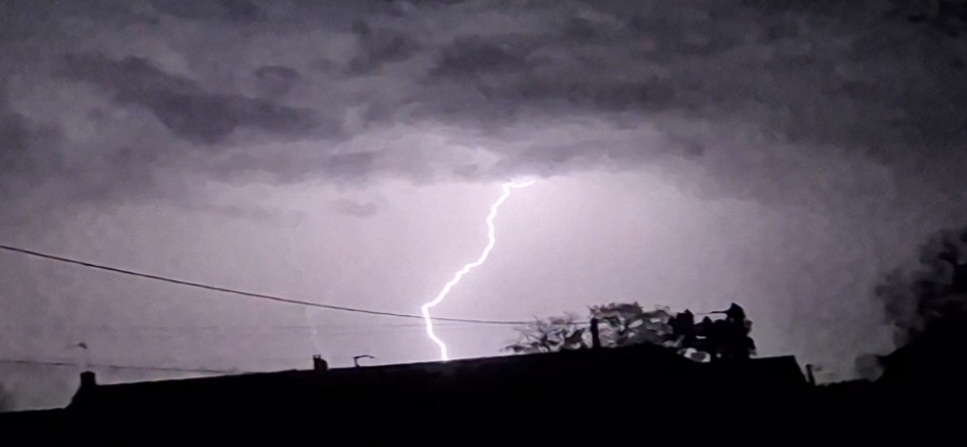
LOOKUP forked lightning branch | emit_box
[420,180,535,361]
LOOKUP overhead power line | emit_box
[0,322,486,331]
[0,324,520,339]
[0,244,531,325]
[0,358,238,374]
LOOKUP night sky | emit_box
[1,0,965,411]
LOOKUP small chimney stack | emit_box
[312,355,329,372]
[80,371,97,388]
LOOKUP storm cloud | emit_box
[0,0,962,208]
[56,54,318,144]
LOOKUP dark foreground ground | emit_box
[1,319,963,443]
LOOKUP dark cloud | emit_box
[149,0,268,22]
[428,36,533,80]
[0,98,63,193]
[324,152,379,179]
[191,202,307,224]
[517,77,680,113]
[205,150,378,184]
[0,105,36,174]
[56,54,319,144]
[148,0,230,21]
[0,0,963,212]
[625,15,740,58]
[91,146,163,197]
[330,199,379,217]
[253,65,301,98]
[346,20,422,75]
[217,0,270,22]
[493,145,590,178]
[886,0,967,36]
[560,17,601,44]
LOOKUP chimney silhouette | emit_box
[312,355,329,372]
[80,371,97,388]
[68,372,98,410]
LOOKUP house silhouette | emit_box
[2,344,804,424]
[1,340,962,442]
[65,344,807,419]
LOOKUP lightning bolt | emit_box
[421,180,535,361]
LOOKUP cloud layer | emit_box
[0,0,963,213]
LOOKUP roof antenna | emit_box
[353,355,375,367]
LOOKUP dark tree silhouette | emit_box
[504,302,756,362]
[871,225,967,396]
[503,312,590,354]
[877,225,967,345]
[590,303,675,348]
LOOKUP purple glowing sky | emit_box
[0,0,965,411]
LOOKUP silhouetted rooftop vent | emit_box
[312,355,329,372]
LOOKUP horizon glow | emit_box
[420,180,535,361]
